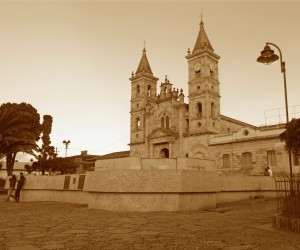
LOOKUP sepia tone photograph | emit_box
[0,0,300,249]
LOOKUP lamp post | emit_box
[257,42,294,195]
[62,140,71,157]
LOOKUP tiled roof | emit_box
[193,20,214,53]
[136,48,153,74]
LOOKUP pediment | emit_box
[148,128,176,139]
[234,127,259,139]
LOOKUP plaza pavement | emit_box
[0,195,300,250]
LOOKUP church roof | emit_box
[193,20,214,53]
[136,48,153,74]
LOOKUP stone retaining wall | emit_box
[5,170,276,212]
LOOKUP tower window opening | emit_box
[161,117,165,128]
[164,87,167,94]
[197,85,200,91]
[198,122,201,127]
[186,119,189,130]
[136,103,139,109]
[211,102,215,118]
[211,85,214,91]
[137,85,140,94]
[148,85,151,97]
[136,117,140,129]
[166,116,169,129]
[197,103,202,117]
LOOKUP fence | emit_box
[274,173,300,218]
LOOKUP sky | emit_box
[0,0,299,160]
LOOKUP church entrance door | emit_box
[160,148,169,158]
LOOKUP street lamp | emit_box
[62,140,71,157]
[257,42,294,194]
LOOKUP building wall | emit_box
[210,138,285,175]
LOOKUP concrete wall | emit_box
[216,175,276,203]
[95,157,215,171]
[5,171,277,212]
[95,157,141,171]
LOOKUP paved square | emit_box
[1,196,299,249]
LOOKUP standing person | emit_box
[5,174,16,202]
[11,172,25,202]
[268,167,273,177]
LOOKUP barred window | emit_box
[267,150,276,166]
[242,152,252,169]
[223,154,230,168]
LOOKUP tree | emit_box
[0,102,41,175]
[280,118,300,159]
[31,157,76,174]
[40,115,55,175]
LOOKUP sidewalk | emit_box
[0,195,299,250]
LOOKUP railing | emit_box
[274,173,300,218]
[264,105,300,126]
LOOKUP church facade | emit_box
[129,20,299,175]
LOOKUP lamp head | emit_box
[257,44,279,65]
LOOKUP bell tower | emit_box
[186,19,221,134]
[129,48,158,155]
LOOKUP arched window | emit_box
[164,87,167,94]
[160,148,169,158]
[136,117,140,129]
[197,103,202,117]
[211,102,215,118]
[166,116,169,129]
[137,85,140,94]
[161,117,164,128]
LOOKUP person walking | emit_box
[5,174,16,202]
[11,172,25,202]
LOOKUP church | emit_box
[128,19,299,175]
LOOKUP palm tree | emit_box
[0,103,41,175]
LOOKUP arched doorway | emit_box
[160,148,169,158]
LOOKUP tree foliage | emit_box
[31,157,76,174]
[40,115,56,174]
[0,102,41,175]
[280,118,300,158]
